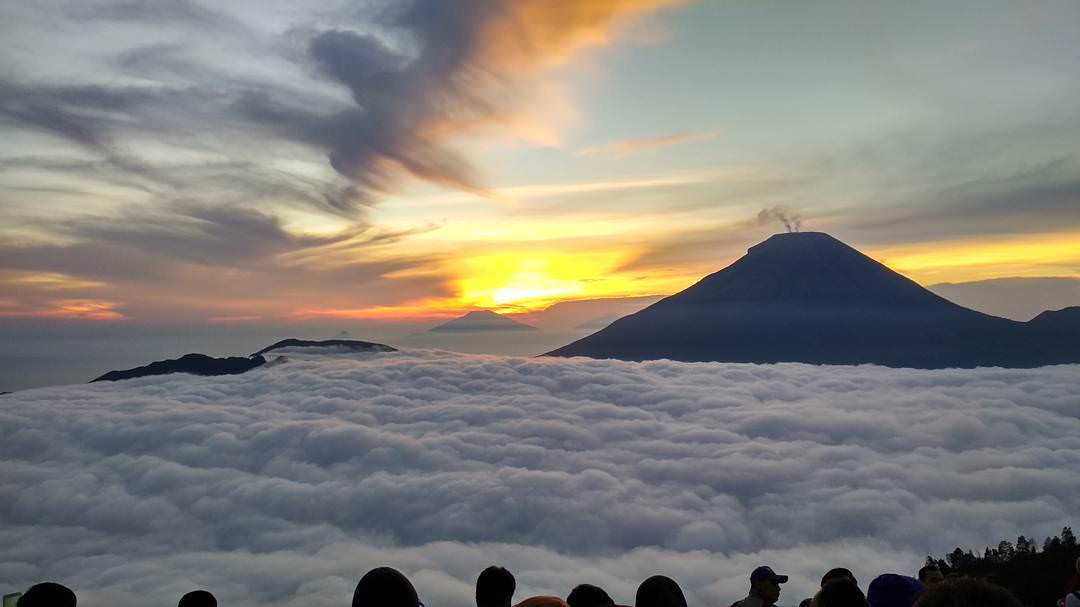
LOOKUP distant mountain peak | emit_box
[428,310,538,333]
[663,229,960,308]
[1028,306,1080,330]
[750,230,839,247]
[462,310,503,319]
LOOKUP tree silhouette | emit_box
[926,526,1079,607]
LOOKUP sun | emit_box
[453,249,645,312]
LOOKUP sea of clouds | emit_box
[2,349,1078,606]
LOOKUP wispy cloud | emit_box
[0,203,452,322]
[0,1,685,217]
[227,0,687,204]
[405,166,774,207]
[0,298,126,321]
[577,128,721,156]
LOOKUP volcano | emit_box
[427,310,538,333]
[545,232,1078,368]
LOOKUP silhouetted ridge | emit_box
[546,232,1079,368]
[251,338,396,357]
[1027,306,1080,332]
[90,339,396,383]
[92,354,266,382]
[428,310,537,333]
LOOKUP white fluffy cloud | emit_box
[1,350,1078,606]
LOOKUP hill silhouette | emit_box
[546,232,1079,368]
[92,353,267,382]
[92,339,396,383]
[251,338,396,357]
[1027,306,1080,332]
[428,310,537,333]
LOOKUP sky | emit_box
[2,348,1078,606]
[1,0,1079,329]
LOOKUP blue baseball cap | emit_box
[751,566,789,584]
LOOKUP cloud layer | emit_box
[2,350,1078,606]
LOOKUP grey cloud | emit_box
[0,201,446,322]
[15,203,369,270]
[0,0,574,215]
[1,350,1077,606]
[300,23,482,194]
[929,277,1080,322]
[846,177,1080,245]
[72,0,240,27]
[0,82,157,150]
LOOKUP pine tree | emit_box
[1063,526,1077,548]
[998,540,1015,562]
[931,525,1079,607]
[1016,535,1033,554]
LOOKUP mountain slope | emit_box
[546,232,1075,368]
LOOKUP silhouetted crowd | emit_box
[12,556,1080,606]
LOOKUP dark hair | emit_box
[816,580,866,607]
[821,568,857,587]
[567,584,614,607]
[867,574,926,607]
[912,578,1021,607]
[917,565,941,583]
[17,583,76,607]
[634,575,687,607]
[352,567,419,607]
[178,590,217,607]
[477,565,516,607]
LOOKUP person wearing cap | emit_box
[733,566,788,607]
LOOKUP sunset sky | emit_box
[2,0,1079,326]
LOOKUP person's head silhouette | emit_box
[815,580,865,607]
[567,583,614,607]
[476,565,516,607]
[821,568,858,588]
[178,589,217,607]
[352,567,420,607]
[17,583,76,607]
[635,575,687,607]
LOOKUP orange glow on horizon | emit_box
[0,299,126,321]
[291,246,696,320]
[872,232,1080,284]
[452,248,664,312]
[207,315,266,324]
[291,301,463,321]
[9,231,1076,325]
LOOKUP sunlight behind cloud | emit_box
[455,248,646,311]
[31,299,124,320]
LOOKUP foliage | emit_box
[926,526,1079,606]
